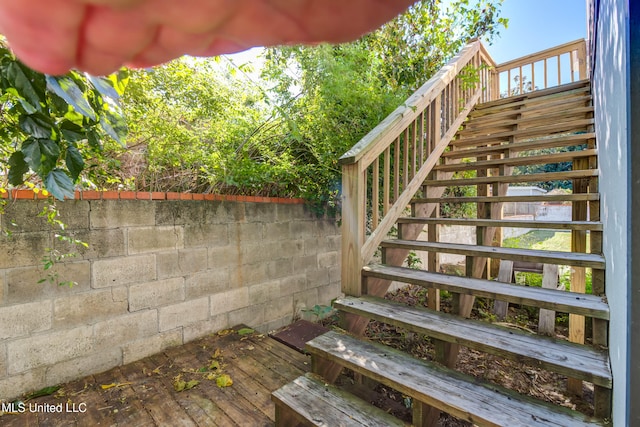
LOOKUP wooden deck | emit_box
[0,326,310,426]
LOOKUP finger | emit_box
[0,0,84,74]
[78,4,157,74]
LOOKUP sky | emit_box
[485,0,587,64]
[226,1,589,81]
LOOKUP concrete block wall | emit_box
[0,192,341,400]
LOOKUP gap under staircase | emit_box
[273,40,610,426]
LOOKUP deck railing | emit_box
[339,39,496,296]
[495,39,587,97]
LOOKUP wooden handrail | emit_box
[495,39,587,97]
[340,39,496,297]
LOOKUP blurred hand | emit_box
[0,0,415,75]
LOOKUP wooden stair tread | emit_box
[272,373,407,427]
[460,106,594,136]
[413,194,599,204]
[335,296,611,387]
[473,81,590,111]
[451,119,594,147]
[362,264,609,319]
[397,217,603,231]
[422,170,597,187]
[381,240,605,269]
[441,133,595,160]
[434,149,597,172]
[467,94,592,123]
[307,330,603,426]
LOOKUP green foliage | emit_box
[0,41,128,199]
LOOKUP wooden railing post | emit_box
[341,163,365,296]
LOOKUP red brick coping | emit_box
[0,189,305,205]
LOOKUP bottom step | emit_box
[307,331,603,426]
[272,373,407,427]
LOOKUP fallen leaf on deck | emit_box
[173,375,199,392]
[216,374,233,388]
[24,386,61,400]
[209,360,220,371]
[237,328,254,335]
[217,329,234,336]
[101,382,132,390]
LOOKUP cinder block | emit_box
[183,314,228,343]
[184,224,228,248]
[7,326,94,374]
[157,248,208,279]
[0,270,5,304]
[317,251,339,269]
[0,301,52,339]
[129,277,185,311]
[54,228,126,260]
[292,254,319,272]
[276,203,306,222]
[185,269,229,299]
[229,262,268,288]
[54,289,128,327]
[1,201,50,232]
[303,238,322,256]
[274,240,304,260]
[155,201,205,226]
[206,201,245,224]
[262,222,289,241]
[55,200,91,230]
[92,254,156,288]
[293,288,319,312]
[329,266,341,285]
[327,235,341,251]
[289,220,317,239]
[0,368,45,401]
[316,219,339,237]
[158,297,209,332]
[306,268,330,290]
[128,226,184,255]
[208,246,240,269]
[210,287,249,315]
[317,282,341,305]
[0,342,6,378]
[248,281,280,304]
[90,200,155,229]
[94,310,158,347]
[0,232,51,269]
[278,275,307,296]
[230,222,264,244]
[7,262,91,303]
[228,305,264,329]
[45,348,121,388]
[244,202,277,223]
[122,329,183,364]
[267,259,293,280]
[265,295,293,322]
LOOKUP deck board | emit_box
[0,326,310,427]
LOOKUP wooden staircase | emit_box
[273,40,610,426]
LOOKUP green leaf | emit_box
[8,151,29,185]
[237,328,254,336]
[22,138,59,173]
[46,75,97,121]
[7,62,43,112]
[19,113,54,139]
[44,169,75,200]
[65,146,84,181]
[59,120,86,142]
[99,109,127,145]
[24,386,60,401]
[87,75,120,100]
